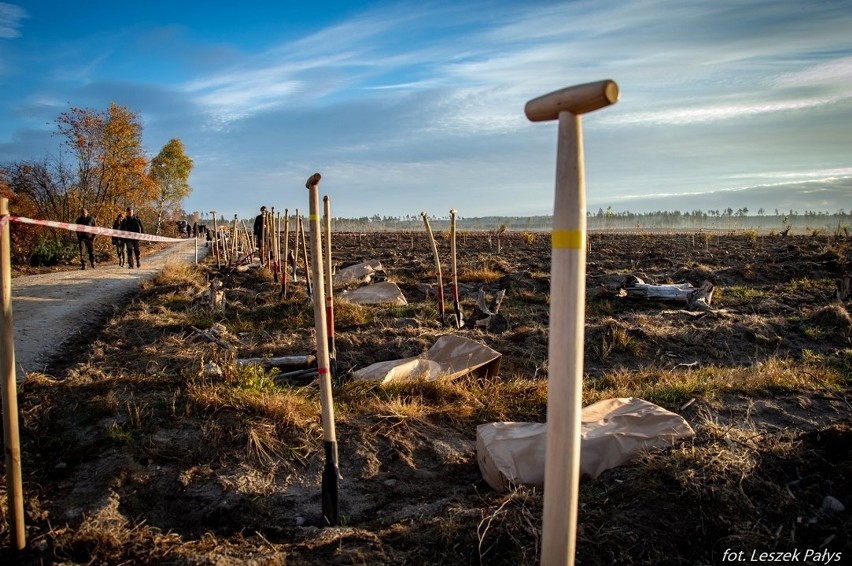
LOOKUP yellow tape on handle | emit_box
[552,229,584,250]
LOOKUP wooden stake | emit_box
[543,113,586,565]
[525,79,619,566]
[421,212,446,326]
[299,214,312,297]
[292,209,301,283]
[275,211,282,283]
[282,209,290,297]
[230,214,239,268]
[259,208,267,267]
[305,173,339,526]
[265,208,273,269]
[241,220,254,264]
[323,196,337,377]
[449,209,463,328]
[270,207,278,282]
[1,197,26,550]
[210,211,220,268]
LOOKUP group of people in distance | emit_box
[113,208,145,268]
[74,206,145,270]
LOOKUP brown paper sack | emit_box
[333,260,382,287]
[477,397,695,491]
[353,334,501,384]
[339,281,408,306]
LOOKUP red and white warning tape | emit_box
[1,214,191,243]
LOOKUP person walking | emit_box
[112,211,126,266]
[75,207,97,270]
[121,207,145,268]
[253,206,267,259]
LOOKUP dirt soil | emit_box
[10,240,206,376]
[1,231,850,565]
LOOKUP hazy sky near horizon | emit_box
[1,0,850,221]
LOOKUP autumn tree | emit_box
[149,139,193,235]
[1,157,80,264]
[2,157,76,222]
[55,102,157,219]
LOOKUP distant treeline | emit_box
[331,209,851,233]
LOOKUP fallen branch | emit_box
[235,354,316,371]
[472,289,508,333]
[623,276,714,310]
[190,325,236,351]
[475,288,506,316]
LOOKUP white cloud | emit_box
[601,92,852,126]
[777,56,852,87]
[180,7,423,126]
[728,167,852,181]
[0,2,26,39]
[180,2,600,130]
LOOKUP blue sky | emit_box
[1,0,850,221]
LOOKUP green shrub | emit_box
[29,235,75,266]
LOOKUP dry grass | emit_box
[458,266,503,284]
[585,355,849,407]
[6,235,851,565]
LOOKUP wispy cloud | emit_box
[777,56,852,87]
[180,2,586,130]
[181,7,423,126]
[602,92,852,126]
[0,2,26,39]
[728,168,852,181]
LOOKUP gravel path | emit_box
[10,239,209,378]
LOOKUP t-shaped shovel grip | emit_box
[306,172,322,189]
[525,79,619,121]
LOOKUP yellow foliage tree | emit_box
[56,102,157,222]
[150,139,193,235]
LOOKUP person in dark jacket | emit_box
[253,206,267,257]
[121,207,145,268]
[112,212,126,266]
[75,207,97,270]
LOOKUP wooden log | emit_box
[276,368,319,382]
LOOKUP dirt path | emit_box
[10,240,209,378]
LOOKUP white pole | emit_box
[449,209,462,328]
[524,80,619,566]
[282,209,290,297]
[305,174,339,525]
[542,111,586,564]
[0,197,26,550]
[323,196,336,370]
[421,212,446,326]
